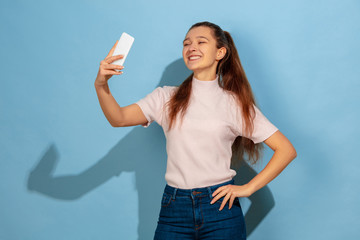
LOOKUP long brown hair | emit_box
[165,21,264,166]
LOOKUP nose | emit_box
[188,43,197,51]
[186,47,196,57]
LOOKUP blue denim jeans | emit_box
[154,179,246,239]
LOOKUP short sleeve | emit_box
[230,100,278,144]
[135,86,167,128]
[248,105,279,144]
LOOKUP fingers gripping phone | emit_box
[112,32,134,72]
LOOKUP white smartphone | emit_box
[112,32,134,71]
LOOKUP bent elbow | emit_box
[290,147,297,160]
[110,120,123,128]
[281,145,297,161]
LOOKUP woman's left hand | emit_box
[210,184,254,211]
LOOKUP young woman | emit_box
[94,21,297,240]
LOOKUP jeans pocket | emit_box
[161,192,173,208]
[213,196,240,207]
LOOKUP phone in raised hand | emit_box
[112,32,134,72]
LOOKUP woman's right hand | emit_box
[95,40,125,87]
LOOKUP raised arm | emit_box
[94,40,148,127]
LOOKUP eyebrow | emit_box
[183,36,209,43]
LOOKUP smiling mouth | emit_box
[188,56,201,61]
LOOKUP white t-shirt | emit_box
[135,74,278,189]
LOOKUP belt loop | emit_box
[173,188,177,200]
[207,187,213,199]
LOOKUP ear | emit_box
[216,47,227,61]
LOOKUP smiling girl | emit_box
[95,21,297,240]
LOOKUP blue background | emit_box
[1,0,359,239]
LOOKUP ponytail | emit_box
[221,30,264,166]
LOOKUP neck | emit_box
[193,70,217,81]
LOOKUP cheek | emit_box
[182,46,188,53]
[206,49,218,61]
[182,49,188,61]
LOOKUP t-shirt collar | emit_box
[192,74,220,93]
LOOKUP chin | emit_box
[185,63,201,72]
[186,66,197,71]
[184,64,194,71]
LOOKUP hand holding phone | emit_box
[112,32,135,71]
[95,32,134,87]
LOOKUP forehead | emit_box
[184,26,214,41]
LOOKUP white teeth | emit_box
[189,56,201,60]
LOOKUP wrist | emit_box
[94,82,108,89]
[244,182,257,196]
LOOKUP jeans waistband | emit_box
[164,179,235,200]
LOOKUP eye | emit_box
[199,41,205,44]
[183,43,189,46]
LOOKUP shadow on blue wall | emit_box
[27,59,274,239]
